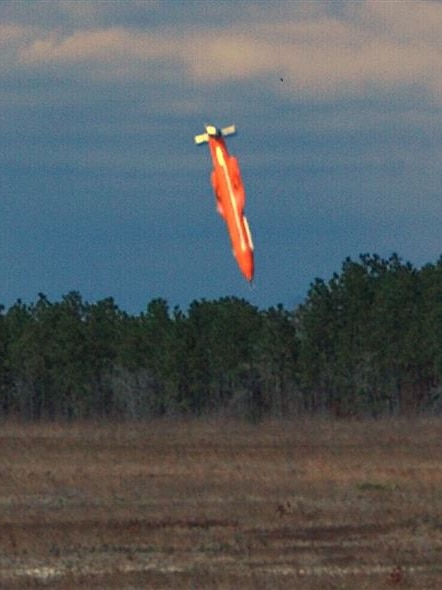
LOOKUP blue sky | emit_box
[1,0,442,313]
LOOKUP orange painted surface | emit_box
[206,134,254,282]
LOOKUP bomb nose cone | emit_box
[238,253,254,283]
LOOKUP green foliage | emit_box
[297,254,442,416]
[0,253,441,420]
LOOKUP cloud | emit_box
[180,4,442,100]
[0,24,28,44]
[0,23,35,65]
[19,27,169,65]
[355,0,442,46]
[183,33,276,82]
[1,1,442,102]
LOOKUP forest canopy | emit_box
[1,253,441,421]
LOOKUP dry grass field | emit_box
[0,418,441,589]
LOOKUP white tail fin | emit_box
[221,125,236,137]
[194,124,237,145]
[194,133,209,144]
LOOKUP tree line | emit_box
[0,253,441,421]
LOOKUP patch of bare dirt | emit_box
[0,418,441,589]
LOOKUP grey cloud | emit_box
[1,1,442,104]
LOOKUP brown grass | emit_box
[0,417,441,589]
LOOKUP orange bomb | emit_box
[194,124,254,282]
